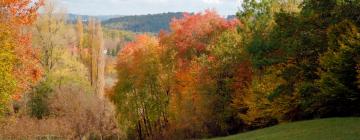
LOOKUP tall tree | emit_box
[112,35,169,139]
[240,0,360,120]
[29,0,77,119]
[33,0,67,72]
[76,16,84,60]
[95,21,105,97]
[87,18,105,96]
[88,18,96,86]
[159,10,241,138]
[0,0,43,115]
[0,23,17,114]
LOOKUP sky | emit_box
[60,0,242,16]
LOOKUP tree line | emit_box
[103,12,184,33]
[110,0,360,139]
[0,0,359,139]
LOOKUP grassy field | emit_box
[208,118,360,140]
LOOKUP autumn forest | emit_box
[0,0,360,139]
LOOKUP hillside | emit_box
[69,13,235,33]
[67,14,122,22]
[209,118,360,140]
[102,12,184,33]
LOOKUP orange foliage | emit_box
[160,11,241,137]
[1,0,44,96]
[114,11,244,138]
[118,34,159,63]
[117,34,160,89]
[169,62,214,137]
[162,10,239,67]
[1,0,44,25]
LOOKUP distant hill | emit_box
[67,14,122,22]
[102,12,184,33]
[227,15,237,19]
[68,13,235,33]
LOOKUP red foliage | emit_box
[160,10,239,69]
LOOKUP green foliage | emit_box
[27,37,92,119]
[28,80,52,119]
[108,0,360,139]
[103,28,135,41]
[312,20,360,116]
[47,51,92,91]
[240,0,360,120]
[27,1,93,118]
[200,30,248,134]
[231,0,360,129]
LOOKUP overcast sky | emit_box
[60,0,242,16]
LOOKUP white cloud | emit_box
[202,0,222,4]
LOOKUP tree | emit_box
[76,16,84,59]
[232,0,304,126]
[0,24,17,115]
[29,0,78,119]
[238,0,360,121]
[33,0,68,72]
[205,30,253,134]
[314,20,360,116]
[85,18,105,97]
[95,22,105,97]
[112,35,169,139]
[0,0,43,115]
[163,10,239,66]
[158,10,242,138]
[268,0,360,119]
[110,1,360,139]
[88,18,96,86]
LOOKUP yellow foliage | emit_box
[0,24,17,114]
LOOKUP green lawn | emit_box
[208,118,360,140]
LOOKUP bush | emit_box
[27,80,53,119]
[0,86,122,139]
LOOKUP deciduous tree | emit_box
[0,0,43,115]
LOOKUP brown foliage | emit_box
[0,87,122,139]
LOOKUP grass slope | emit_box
[209,118,360,140]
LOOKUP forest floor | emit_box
[208,117,360,140]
